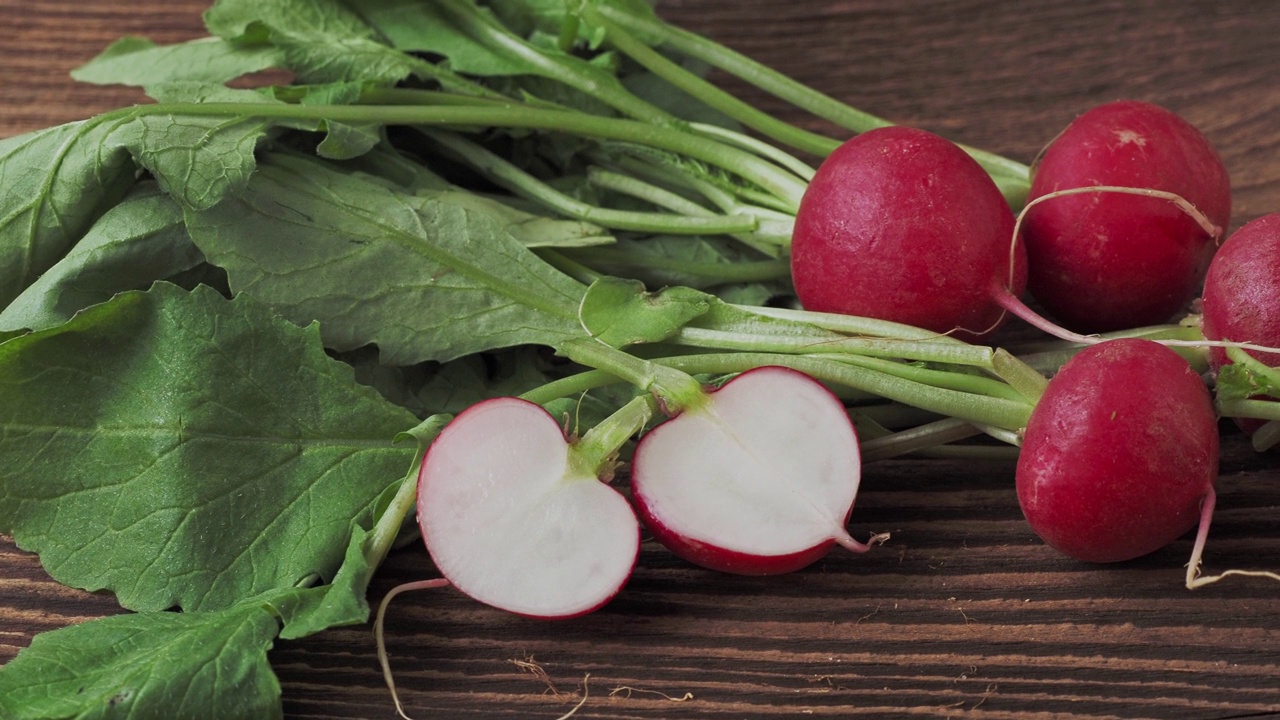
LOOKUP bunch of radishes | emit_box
[395,95,1280,637]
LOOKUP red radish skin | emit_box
[790,126,1027,341]
[1201,213,1280,436]
[630,366,878,575]
[1202,212,1280,371]
[1016,339,1219,564]
[416,397,639,619]
[1021,100,1230,333]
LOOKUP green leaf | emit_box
[270,525,377,640]
[578,276,712,347]
[0,120,138,308]
[205,0,417,85]
[71,36,284,87]
[425,189,614,248]
[0,282,417,612]
[1215,347,1280,402]
[0,599,284,720]
[105,84,283,211]
[351,0,527,75]
[184,152,586,364]
[0,183,204,333]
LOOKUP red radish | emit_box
[1201,213,1280,438]
[1019,100,1230,333]
[790,125,1027,341]
[1016,338,1219,564]
[1201,212,1280,374]
[416,397,639,618]
[630,365,881,575]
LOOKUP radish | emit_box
[1016,338,1219,565]
[415,396,640,618]
[630,365,883,575]
[1018,100,1230,333]
[790,126,1027,341]
[1201,212,1280,383]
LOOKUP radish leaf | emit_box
[72,36,284,87]
[204,0,416,85]
[579,276,712,347]
[0,121,137,307]
[0,282,417,612]
[0,184,203,333]
[184,153,587,364]
[0,599,285,720]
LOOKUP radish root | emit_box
[1185,488,1280,589]
[552,675,591,720]
[834,529,891,554]
[1000,185,1280,358]
[375,578,451,720]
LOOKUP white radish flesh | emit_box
[631,366,875,575]
[416,397,639,618]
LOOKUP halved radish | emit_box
[630,366,876,575]
[416,397,639,618]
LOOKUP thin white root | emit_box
[375,578,451,720]
[1185,488,1280,589]
[552,674,591,720]
[998,185,1280,357]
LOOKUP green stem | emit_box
[423,128,761,235]
[859,418,984,462]
[570,394,659,474]
[586,166,718,216]
[672,325,996,367]
[828,354,1028,403]
[537,349,1031,431]
[560,338,709,413]
[434,0,676,125]
[593,3,1031,206]
[689,123,817,181]
[731,304,974,344]
[560,246,791,286]
[991,348,1048,403]
[122,101,810,209]
[364,415,452,570]
[535,248,603,285]
[584,4,841,157]
[1217,398,1280,421]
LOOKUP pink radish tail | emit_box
[990,285,1104,345]
[834,528,891,554]
[1185,488,1280,589]
[376,578,451,720]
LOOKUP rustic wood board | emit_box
[2,1,1279,718]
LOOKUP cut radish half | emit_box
[416,397,640,618]
[630,366,871,575]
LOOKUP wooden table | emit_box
[3,1,1279,717]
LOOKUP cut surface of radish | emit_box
[417,397,639,618]
[631,366,867,575]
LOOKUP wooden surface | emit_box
[4,1,1280,718]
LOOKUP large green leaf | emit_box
[351,0,527,75]
[205,0,417,85]
[0,599,284,720]
[184,152,587,364]
[71,36,284,87]
[0,121,138,308]
[0,183,204,333]
[0,282,418,612]
[104,84,283,211]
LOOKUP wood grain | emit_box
[3,1,1280,718]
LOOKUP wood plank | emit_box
[2,1,1280,718]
